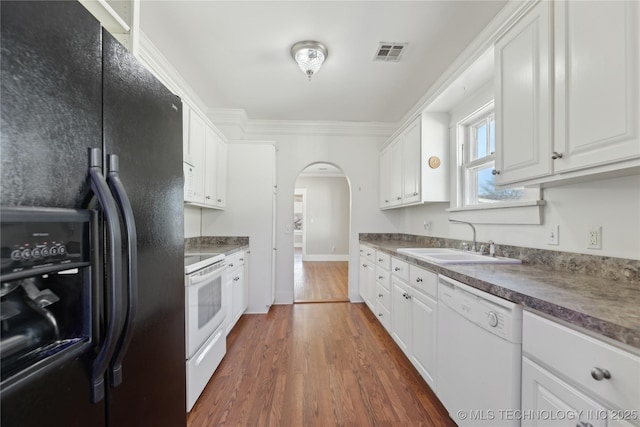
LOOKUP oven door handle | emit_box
[106,154,138,388]
[88,148,123,403]
[189,265,225,286]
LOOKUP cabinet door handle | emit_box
[206,196,212,200]
[378,294,383,297]
[413,192,418,196]
[384,199,389,203]
[590,367,611,381]
[217,198,222,202]
[491,169,500,175]
[394,267,401,272]
[416,277,423,283]
[378,276,384,279]
[378,258,383,262]
[378,313,383,317]
[396,196,401,200]
[362,264,367,268]
[552,151,564,159]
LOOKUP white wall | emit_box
[184,205,201,238]
[295,176,350,258]
[239,130,403,304]
[402,174,640,260]
[201,143,276,313]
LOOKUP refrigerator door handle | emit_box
[88,148,124,403]
[106,154,138,388]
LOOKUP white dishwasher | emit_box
[436,275,522,426]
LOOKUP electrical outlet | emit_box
[423,221,432,233]
[588,226,602,249]
[547,225,559,245]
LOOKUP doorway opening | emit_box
[293,163,350,303]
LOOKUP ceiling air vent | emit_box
[374,42,407,62]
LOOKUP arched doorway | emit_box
[293,162,350,303]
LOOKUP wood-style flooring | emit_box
[294,248,349,303]
[187,303,455,427]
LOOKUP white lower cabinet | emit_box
[359,245,376,312]
[410,289,437,389]
[391,276,411,354]
[390,258,438,390]
[522,311,640,427]
[224,251,246,335]
[522,357,607,427]
[374,254,391,332]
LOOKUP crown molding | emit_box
[209,108,398,138]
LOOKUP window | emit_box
[459,102,525,207]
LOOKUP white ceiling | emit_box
[140,1,507,123]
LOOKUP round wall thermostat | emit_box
[428,156,441,169]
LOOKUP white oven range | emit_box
[184,252,226,412]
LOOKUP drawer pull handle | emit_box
[378,294,383,297]
[378,276,384,279]
[590,367,611,381]
[394,267,401,272]
[416,277,423,283]
[378,258,383,262]
[378,313,383,317]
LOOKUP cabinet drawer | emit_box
[391,257,409,282]
[523,311,640,412]
[375,251,391,270]
[359,245,376,263]
[375,298,391,332]
[376,282,391,311]
[375,266,390,291]
[408,265,437,298]
[226,251,244,271]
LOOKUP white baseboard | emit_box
[302,254,349,262]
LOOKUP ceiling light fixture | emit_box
[290,40,328,81]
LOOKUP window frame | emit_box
[449,99,543,223]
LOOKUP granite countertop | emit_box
[361,239,640,350]
[185,236,249,257]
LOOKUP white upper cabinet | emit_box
[402,118,421,204]
[183,102,227,209]
[380,113,449,209]
[379,146,391,208]
[495,0,640,186]
[494,0,552,185]
[204,126,218,206]
[215,138,227,208]
[553,0,640,173]
[183,106,206,204]
[389,136,403,207]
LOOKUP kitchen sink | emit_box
[396,247,521,265]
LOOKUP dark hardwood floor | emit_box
[294,248,349,303]
[187,303,455,426]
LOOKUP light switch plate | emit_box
[548,225,559,245]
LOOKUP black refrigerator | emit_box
[0,2,186,426]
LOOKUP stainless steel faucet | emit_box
[449,219,477,252]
